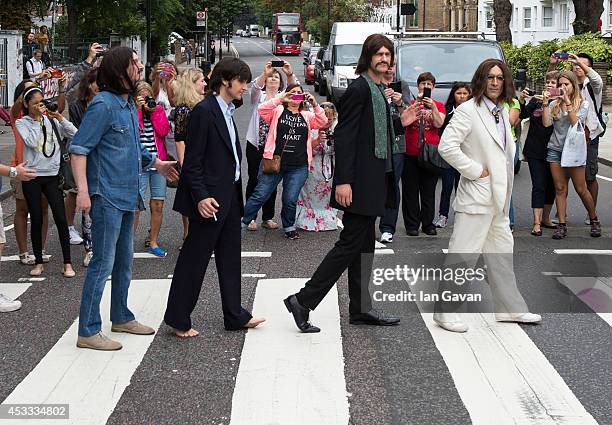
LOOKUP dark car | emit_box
[313,46,327,94]
[303,48,319,85]
[394,36,505,104]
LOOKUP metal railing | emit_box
[0,37,8,107]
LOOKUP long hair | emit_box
[96,46,138,95]
[11,80,37,119]
[355,34,394,75]
[470,59,515,106]
[174,68,205,109]
[550,70,583,120]
[207,58,252,95]
[22,87,43,115]
[77,68,99,103]
[445,82,471,110]
[283,83,306,110]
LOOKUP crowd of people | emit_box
[0,35,606,343]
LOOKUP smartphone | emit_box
[291,93,305,101]
[271,60,284,67]
[549,87,563,97]
[423,87,432,98]
[389,81,402,93]
[526,89,536,96]
[554,51,569,60]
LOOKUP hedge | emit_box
[500,33,612,81]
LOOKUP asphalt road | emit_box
[0,37,610,425]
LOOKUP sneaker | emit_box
[261,219,280,230]
[83,251,93,267]
[0,294,22,313]
[18,252,35,265]
[590,219,602,238]
[247,220,258,231]
[380,232,393,243]
[77,332,123,351]
[69,226,83,245]
[284,230,299,240]
[337,218,344,229]
[148,246,167,257]
[552,223,567,240]
[584,216,591,226]
[434,215,448,228]
[551,217,559,225]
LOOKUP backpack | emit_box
[586,82,607,138]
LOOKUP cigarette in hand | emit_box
[213,212,217,221]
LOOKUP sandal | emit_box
[531,224,542,236]
[30,265,44,276]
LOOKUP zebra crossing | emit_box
[0,246,609,424]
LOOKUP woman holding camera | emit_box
[16,87,77,277]
[542,70,600,239]
[242,84,328,240]
[400,72,445,236]
[296,102,339,231]
[133,81,171,257]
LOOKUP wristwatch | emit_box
[9,167,17,178]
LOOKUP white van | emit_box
[249,24,260,37]
[322,22,392,103]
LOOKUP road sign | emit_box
[401,4,417,15]
[196,11,206,20]
[197,20,205,27]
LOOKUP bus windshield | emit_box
[276,31,300,45]
[277,15,300,26]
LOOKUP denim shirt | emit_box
[69,91,156,211]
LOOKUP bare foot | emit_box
[174,328,199,338]
[245,317,266,328]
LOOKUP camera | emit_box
[43,99,58,112]
[326,131,334,146]
[144,96,157,109]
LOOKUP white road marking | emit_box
[230,278,349,425]
[0,279,171,425]
[3,224,14,232]
[375,241,386,249]
[541,271,563,276]
[375,248,395,255]
[1,254,51,262]
[242,273,266,278]
[17,277,45,282]
[0,283,32,300]
[420,312,598,424]
[556,276,612,327]
[133,251,272,259]
[554,249,612,255]
[596,174,612,182]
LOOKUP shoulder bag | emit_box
[417,113,449,173]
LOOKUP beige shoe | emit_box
[77,332,123,351]
[262,219,280,230]
[247,220,258,231]
[111,320,155,335]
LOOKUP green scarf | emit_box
[362,72,398,159]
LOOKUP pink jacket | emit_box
[137,105,170,161]
[258,97,328,167]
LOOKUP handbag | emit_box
[561,121,587,167]
[262,136,286,175]
[416,113,449,173]
[50,119,75,191]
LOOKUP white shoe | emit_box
[551,217,559,224]
[584,216,591,226]
[0,294,22,312]
[495,312,542,323]
[433,312,469,333]
[83,251,93,268]
[336,218,344,229]
[69,226,83,245]
[380,232,393,243]
[434,215,448,228]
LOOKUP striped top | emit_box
[140,115,157,170]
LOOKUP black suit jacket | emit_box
[173,95,244,221]
[330,76,402,217]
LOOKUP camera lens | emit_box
[144,96,157,109]
[43,100,58,112]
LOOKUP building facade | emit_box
[373,0,477,32]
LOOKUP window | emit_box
[514,8,519,29]
[485,6,494,29]
[559,3,569,30]
[406,0,418,28]
[523,7,532,29]
[543,6,553,27]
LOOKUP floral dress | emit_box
[296,128,338,231]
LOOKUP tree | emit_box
[0,0,50,33]
[493,0,512,43]
[572,0,604,34]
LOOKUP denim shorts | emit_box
[546,148,562,163]
[139,169,167,200]
[0,203,5,244]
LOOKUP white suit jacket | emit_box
[438,98,515,215]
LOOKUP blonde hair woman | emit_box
[542,70,600,239]
[172,68,206,242]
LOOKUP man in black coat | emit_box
[165,58,265,337]
[284,34,403,333]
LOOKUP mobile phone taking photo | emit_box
[291,93,305,101]
[271,60,284,68]
[548,88,563,97]
[526,89,535,96]
[423,87,432,99]
[389,81,402,93]
[553,51,570,60]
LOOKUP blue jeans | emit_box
[438,167,460,218]
[242,164,308,232]
[78,195,135,337]
[509,142,519,227]
[379,153,404,234]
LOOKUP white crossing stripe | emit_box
[420,312,598,424]
[596,174,612,182]
[3,224,14,232]
[542,271,563,276]
[230,278,349,425]
[1,255,52,262]
[17,277,45,282]
[242,273,266,278]
[375,249,395,255]
[556,276,612,327]
[0,283,32,300]
[554,249,612,255]
[133,251,273,259]
[375,241,386,249]
[0,279,171,425]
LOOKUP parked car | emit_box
[236,29,243,36]
[243,29,252,38]
[313,46,327,94]
[303,49,319,85]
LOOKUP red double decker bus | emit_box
[272,12,302,55]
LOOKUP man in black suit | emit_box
[284,34,403,332]
[165,58,265,337]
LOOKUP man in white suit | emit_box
[435,59,542,333]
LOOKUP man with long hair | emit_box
[284,34,402,332]
[165,58,265,337]
[70,47,179,351]
[436,59,542,333]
